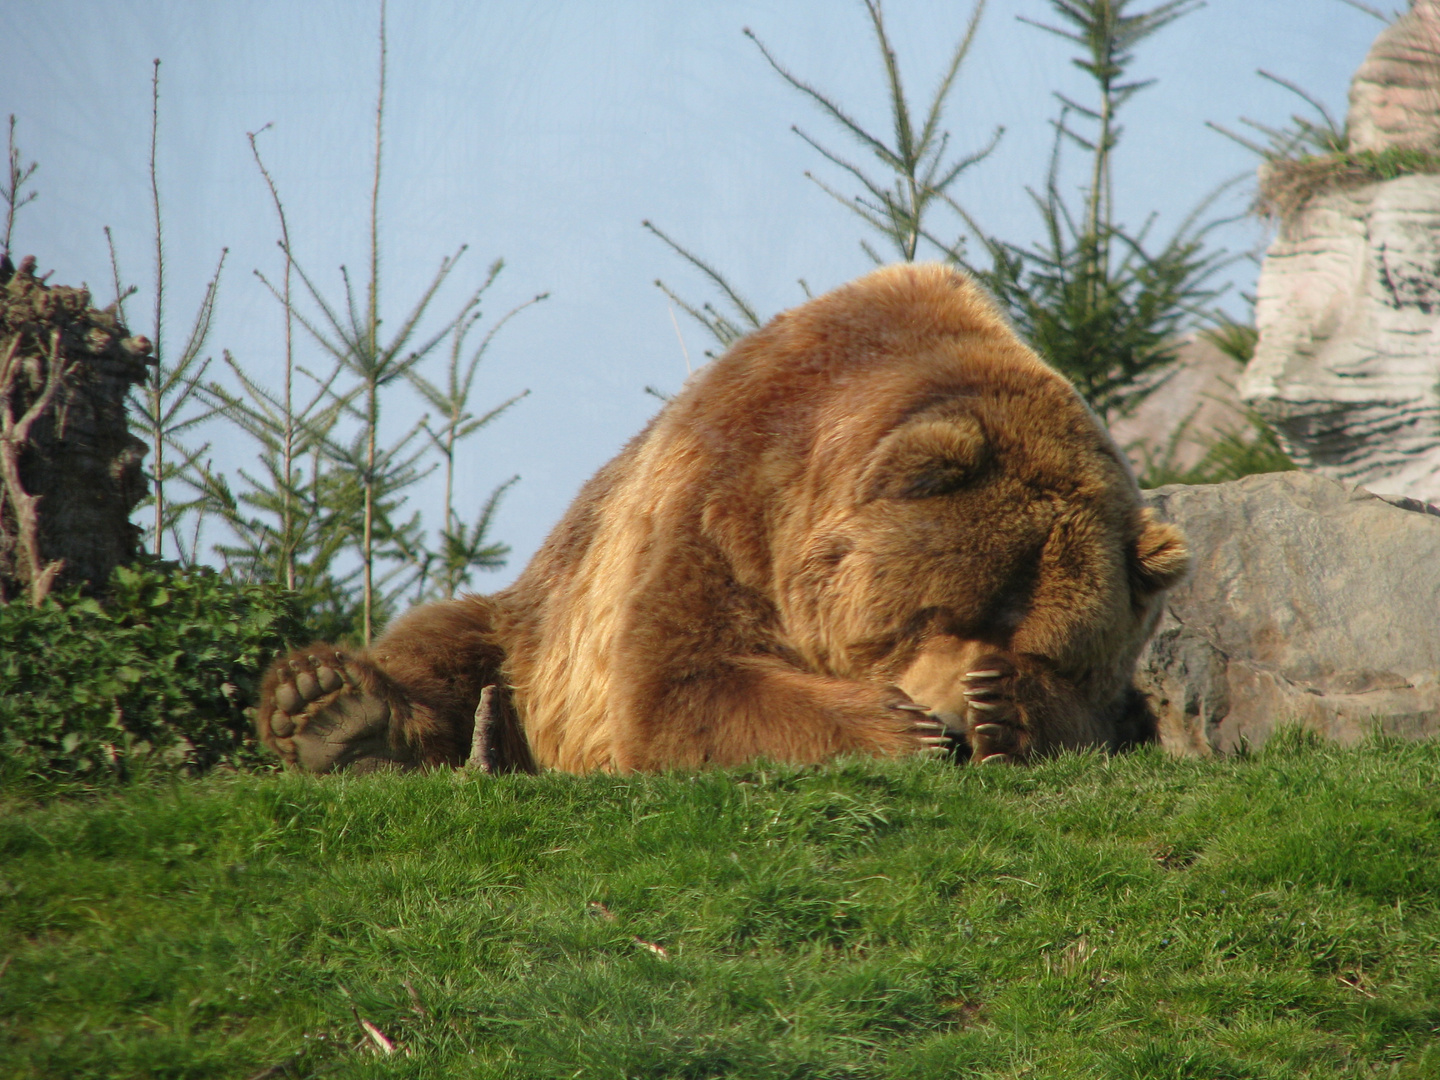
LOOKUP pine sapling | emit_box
[127,58,227,562]
[407,262,545,598]
[1,115,38,258]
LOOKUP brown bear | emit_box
[257,263,1190,774]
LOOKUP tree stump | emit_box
[0,254,151,604]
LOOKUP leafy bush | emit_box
[0,560,308,789]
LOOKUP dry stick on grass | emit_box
[403,978,429,1020]
[0,329,74,605]
[352,1007,396,1056]
[466,685,497,772]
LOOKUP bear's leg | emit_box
[256,596,532,773]
[610,656,952,770]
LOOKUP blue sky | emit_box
[1,1,1381,589]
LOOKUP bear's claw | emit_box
[891,703,955,758]
[962,655,1024,764]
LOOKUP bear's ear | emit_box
[859,416,988,501]
[1130,510,1190,595]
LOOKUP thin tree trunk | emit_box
[361,0,388,645]
[149,58,165,558]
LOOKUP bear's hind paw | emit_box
[262,650,413,773]
[271,656,345,719]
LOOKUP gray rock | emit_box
[1137,470,1440,754]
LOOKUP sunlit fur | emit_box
[257,263,1189,773]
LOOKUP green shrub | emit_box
[0,560,308,789]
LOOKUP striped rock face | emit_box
[1347,0,1440,154]
[1241,5,1440,503]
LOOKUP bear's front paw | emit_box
[888,699,955,759]
[962,655,1027,764]
[261,649,414,773]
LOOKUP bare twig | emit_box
[0,330,73,604]
[149,59,166,554]
[1334,0,1396,21]
[248,124,300,590]
[103,226,137,324]
[403,978,429,1020]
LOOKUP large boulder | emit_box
[1240,0,1440,503]
[1138,470,1440,755]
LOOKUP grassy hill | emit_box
[2,733,1438,1079]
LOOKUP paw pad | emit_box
[261,648,413,773]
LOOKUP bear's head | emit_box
[682,263,1188,742]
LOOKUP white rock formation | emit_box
[1348,0,1440,154]
[1240,1,1440,502]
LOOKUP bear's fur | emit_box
[257,263,1190,773]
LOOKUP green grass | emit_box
[1258,147,1440,218]
[2,733,1439,1078]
